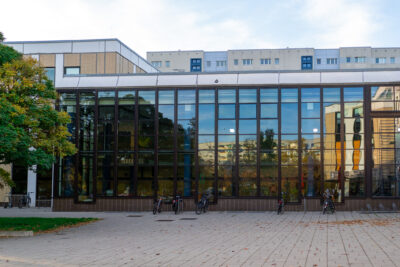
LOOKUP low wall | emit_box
[53,198,400,212]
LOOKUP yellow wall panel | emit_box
[97,53,105,74]
[81,53,97,74]
[39,54,55,67]
[64,54,80,67]
[105,52,116,74]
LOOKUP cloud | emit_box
[300,0,380,47]
[0,0,278,55]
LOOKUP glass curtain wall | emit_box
[58,92,76,197]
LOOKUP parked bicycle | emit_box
[322,189,335,214]
[195,194,209,215]
[172,194,183,214]
[153,196,164,215]
[277,192,286,215]
[18,192,33,208]
[4,193,13,208]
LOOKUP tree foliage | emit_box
[0,38,77,188]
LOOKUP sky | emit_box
[1,0,400,57]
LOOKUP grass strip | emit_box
[0,217,98,232]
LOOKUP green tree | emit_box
[0,36,77,188]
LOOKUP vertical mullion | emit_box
[320,87,324,194]
[134,90,139,196]
[173,89,178,197]
[256,88,261,197]
[364,86,372,198]
[278,88,282,199]
[74,92,80,203]
[214,88,219,203]
[93,90,98,201]
[195,88,199,201]
[154,89,159,199]
[340,87,345,203]
[114,91,118,197]
[235,87,239,197]
[298,87,301,203]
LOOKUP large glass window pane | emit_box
[218,89,236,103]
[281,103,298,133]
[58,156,74,197]
[218,120,236,134]
[371,86,393,101]
[118,91,135,105]
[178,104,195,119]
[302,163,321,197]
[199,90,215,103]
[219,104,236,119]
[97,153,114,196]
[79,93,95,152]
[344,87,363,102]
[301,103,320,118]
[323,103,340,134]
[239,89,257,103]
[301,88,320,102]
[199,104,215,134]
[260,150,278,165]
[159,105,174,135]
[344,103,363,117]
[177,134,195,150]
[139,91,155,104]
[98,91,115,105]
[239,120,257,134]
[372,165,396,196]
[218,165,234,196]
[281,88,298,102]
[344,165,365,197]
[260,88,278,103]
[199,150,215,165]
[281,150,298,165]
[260,119,278,134]
[178,90,196,104]
[281,135,299,150]
[281,166,299,202]
[177,166,195,197]
[137,166,154,197]
[372,101,394,111]
[261,104,277,118]
[218,149,236,165]
[158,90,174,104]
[239,166,257,196]
[218,135,236,149]
[117,153,134,196]
[78,154,94,202]
[301,119,320,133]
[240,104,256,118]
[239,135,257,149]
[260,165,278,196]
[302,134,321,149]
[198,135,215,150]
[323,88,340,102]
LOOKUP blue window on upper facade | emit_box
[301,56,313,70]
[190,58,202,72]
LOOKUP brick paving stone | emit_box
[0,209,400,266]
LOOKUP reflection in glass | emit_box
[239,120,257,134]
[261,104,277,118]
[218,89,236,103]
[240,104,256,118]
[118,91,135,105]
[218,120,236,134]
[117,153,134,196]
[260,150,278,165]
[218,165,234,196]
[301,88,320,102]
[199,90,215,103]
[219,104,236,119]
[198,135,215,150]
[260,119,278,134]
[239,89,257,103]
[301,119,320,133]
[178,90,196,104]
[158,90,174,104]
[281,166,299,202]
[281,103,298,133]
[281,88,298,102]
[260,165,278,196]
[302,134,321,149]
[178,104,195,119]
[281,135,298,150]
[139,91,155,104]
[344,87,363,102]
[97,153,114,196]
[260,88,278,103]
[344,165,364,197]
[372,165,398,196]
[301,103,320,118]
[323,88,340,102]
[239,166,257,196]
[199,104,215,134]
[218,149,236,165]
[199,151,215,165]
[371,86,393,101]
[218,135,236,148]
[344,103,363,117]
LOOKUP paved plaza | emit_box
[1,209,400,266]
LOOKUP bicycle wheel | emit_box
[195,203,203,215]
[277,205,281,215]
[173,202,178,214]
[18,199,23,209]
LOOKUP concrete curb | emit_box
[0,231,34,237]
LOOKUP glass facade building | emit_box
[55,85,400,206]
